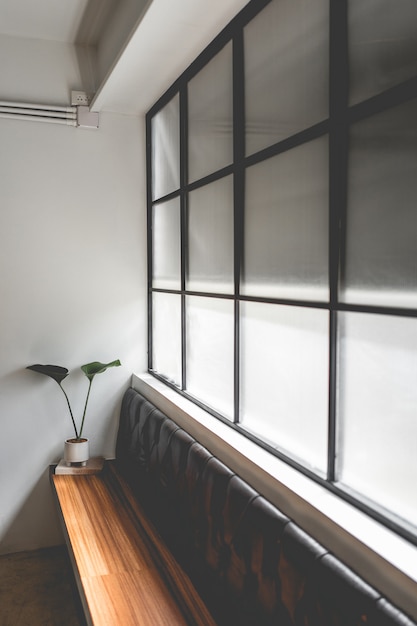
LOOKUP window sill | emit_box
[132,372,417,620]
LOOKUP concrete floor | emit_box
[0,545,86,626]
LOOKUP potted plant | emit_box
[27,359,121,466]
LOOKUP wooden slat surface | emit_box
[51,464,216,626]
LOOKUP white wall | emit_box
[0,36,147,554]
[0,35,82,105]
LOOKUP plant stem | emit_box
[58,383,79,439]
[79,378,93,439]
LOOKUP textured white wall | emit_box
[0,36,147,554]
[0,35,82,105]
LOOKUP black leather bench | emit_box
[115,387,416,626]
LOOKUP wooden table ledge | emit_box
[51,461,216,626]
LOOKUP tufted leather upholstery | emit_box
[115,388,416,626]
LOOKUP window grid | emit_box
[146,0,417,544]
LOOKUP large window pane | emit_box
[152,94,180,200]
[187,176,234,294]
[147,0,417,540]
[243,136,329,301]
[341,100,417,308]
[338,312,417,527]
[244,0,328,156]
[152,198,181,290]
[188,43,233,183]
[152,293,182,386]
[240,302,329,473]
[349,0,417,106]
[186,296,234,419]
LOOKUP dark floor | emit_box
[0,545,86,626]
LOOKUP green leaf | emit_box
[80,359,121,382]
[26,364,69,385]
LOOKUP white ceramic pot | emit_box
[64,438,89,466]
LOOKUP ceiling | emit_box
[0,0,119,45]
[0,0,90,43]
[0,0,251,115]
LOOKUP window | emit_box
[147,0,417,543]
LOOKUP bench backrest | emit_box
[116,388,415,626]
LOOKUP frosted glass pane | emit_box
[152,293,182,386]
[188,43,233,182]
[187,176,234,294]
[243,136,329,301]
[186,296,234,419]
[341,100,417,308]
[152,94,180,200]
[152,198,181,290]
[245,0,328,156]
[349,0,417,106]
[240,302,329,473]
[338,312,417,526]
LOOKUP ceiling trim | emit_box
[75,0,117,46]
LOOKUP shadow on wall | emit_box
[0,468,63,555]
[0,355,135,556]
[0,383,127,556]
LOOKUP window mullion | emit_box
[146,114,153,372]
[233,29,245,425]
[328,0,348,482]
[180,86,188,391]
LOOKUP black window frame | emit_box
[146,0,417,546]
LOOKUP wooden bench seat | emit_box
[51,461,216,626]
